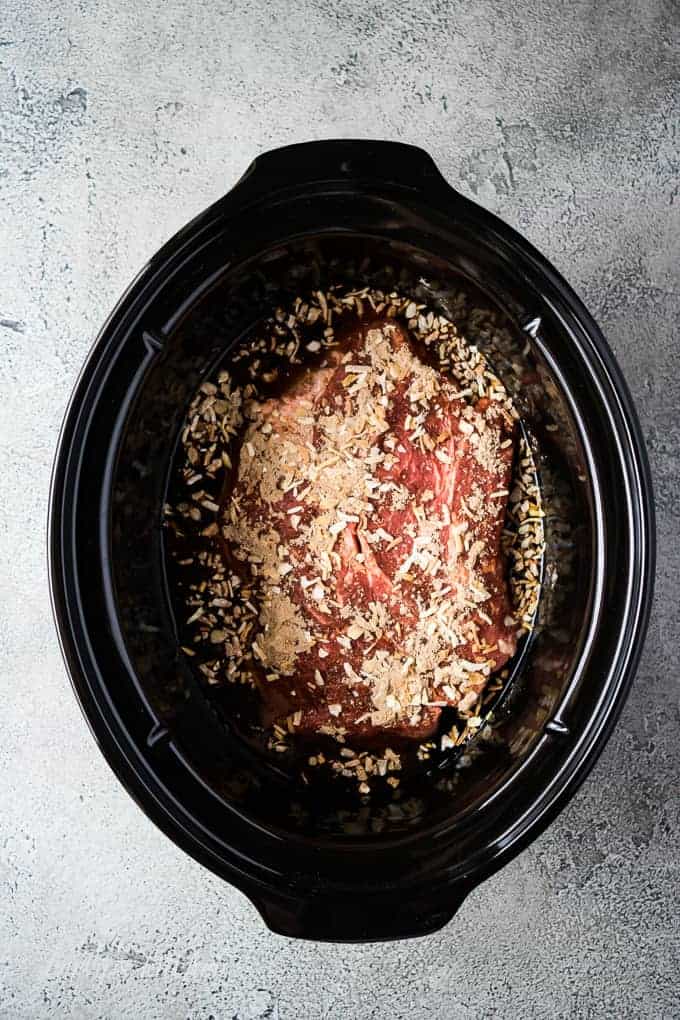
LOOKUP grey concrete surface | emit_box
[1,0,678,1017]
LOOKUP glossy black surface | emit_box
[49,140,654,941]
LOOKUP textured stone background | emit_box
[1,0,678,1017]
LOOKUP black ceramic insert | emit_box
[49,140,654,942]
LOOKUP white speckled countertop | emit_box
[1,1,678,1016]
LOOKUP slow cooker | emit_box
[49,140,654,941]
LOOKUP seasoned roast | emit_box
[221,317,517,742]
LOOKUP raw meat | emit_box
[221,317,517,742]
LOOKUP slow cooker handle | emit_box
[231,139,455,199]
[251,884,473,942]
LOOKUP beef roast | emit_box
[221,317,517,742]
